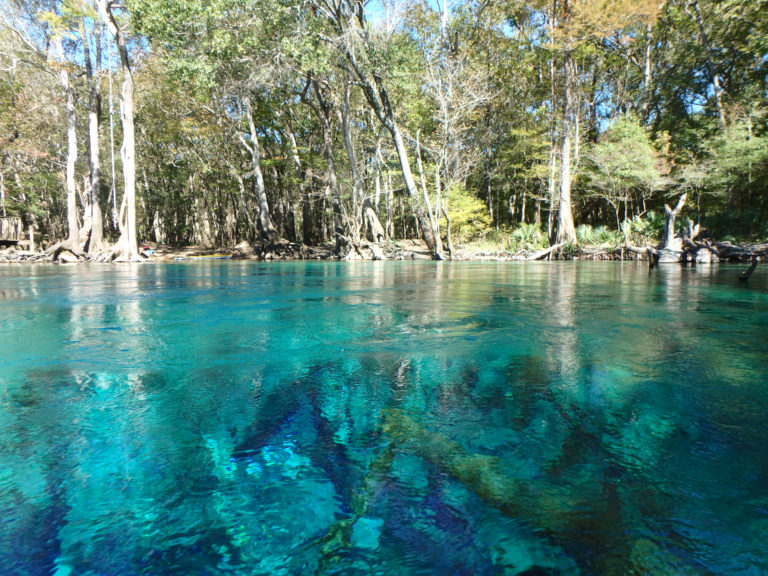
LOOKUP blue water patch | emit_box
[1,261,767,575]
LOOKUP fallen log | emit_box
[526,241,566,261]
[712,242,768,260]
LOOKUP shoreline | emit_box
[1,238,766,265]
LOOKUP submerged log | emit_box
[739,257,759,281]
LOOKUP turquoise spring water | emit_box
[1,261,767,575]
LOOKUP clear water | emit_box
[1,261,767,576]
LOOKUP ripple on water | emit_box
[1,262,767,575]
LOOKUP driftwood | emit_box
[343,240,389,261]
[647,247,661,268]
[252,240,311,260]
[5,233,767,266]
[0,247,53,264]
[711,242,768,260]
[683,237,768,264]
[625,213,768,267]
[526,241,567,261]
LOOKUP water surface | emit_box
[1,261,767,575]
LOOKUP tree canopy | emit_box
[1,0,766,255]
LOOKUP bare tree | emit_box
[80,4,106,254]
[239,95,280,243]
[310,0,439,254]
[47,3,81,252]
[555,0,577,244]
[301,75,347,255]
[98,0,141,261]
[339,78,386,243]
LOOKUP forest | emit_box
[1,0,767,261]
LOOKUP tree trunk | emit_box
[303,166,316,245]
[64,70,79,248]
[436,163,454,259]
[641,24,653,121]
[232,170,256,237]
[302,79,347,254]
[242,96,279,242]
[386,164,393,238]
[81,17,106,254]
[556,14,577,245]
[51,29,80,251]
[547,6,558,242]
[389,122,436,250]
[282,111,315,245]
[689,0,726,130]
[48,4,80,251]
[322,0,436,253]
[374,133,383,211]
[0,171,5,218]
[663,193,686,251]
[99,0,141,261]
[416,131,443,258]
[320,118,346,254]
[520,186,527,224]
[340,82,385,243]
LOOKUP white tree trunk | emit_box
[243,96,279,242]
[556,32,577,245]
[51,29,80,251]
[390,122,437,250]
[689,0,726,130]
[341,84,385,242]
[83,18,106,254]
[100,0,141,261]
[64,68,79,247]
[663,193,686,251]
[416,130,443,257]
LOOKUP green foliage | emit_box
[704,120,768,192]
[587,114,662,196]
[129,0,300,95]
[671,112,768,237]
[4,0,768,245]
[576,224,622,247]
[619,211,664,245]
[446,185,492,241]
[509,222,547,251]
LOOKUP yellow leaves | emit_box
[38,0,99,42]
[564,0,663,41]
